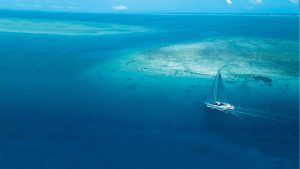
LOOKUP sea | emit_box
[0,10,299,169]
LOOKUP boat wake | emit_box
[229,107,298,143]
[203,68,298,143]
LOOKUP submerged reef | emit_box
[99,37,299,82]
[0,17,151,36]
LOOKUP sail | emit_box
[206,70,228,103]
[214,70,228,102]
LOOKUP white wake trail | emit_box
[228,108,298,143]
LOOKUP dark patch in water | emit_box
[189,84,196,88]
[233,74,273,86]
[252,75,272,83]
[252,75,272,86]
[124,83,139,90]
[186,84,199,93]
[186,89,192,94]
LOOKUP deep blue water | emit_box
[0,11,299,169]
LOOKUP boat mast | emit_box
[214,70,219,103]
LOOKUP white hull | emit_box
[205,102,234,112]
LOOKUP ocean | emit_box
[0,10,299,169]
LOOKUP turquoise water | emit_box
[0,11,299,169]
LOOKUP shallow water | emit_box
[0,11,299,169]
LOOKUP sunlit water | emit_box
[0,11,298,169]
